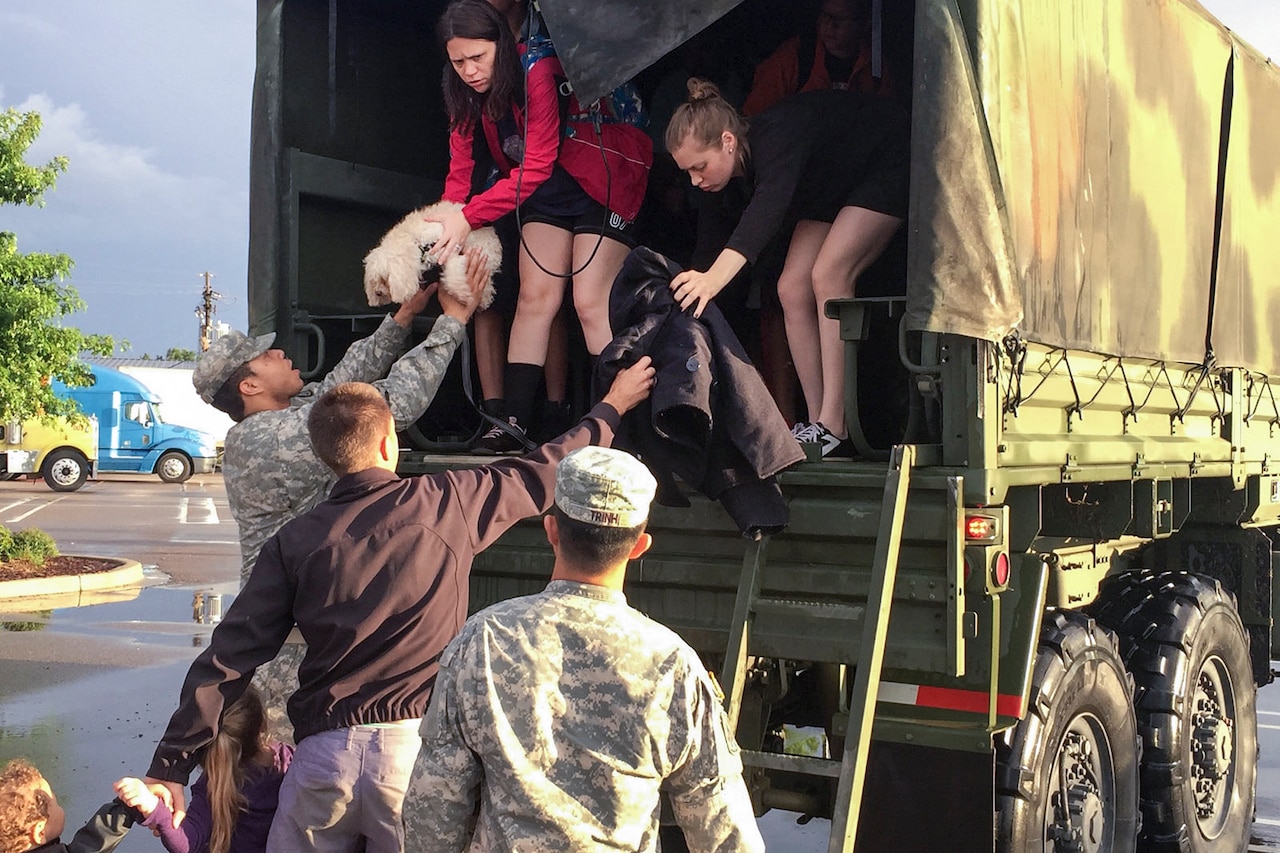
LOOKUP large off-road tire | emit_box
[996,610,1141,852]
[156,450,193,483]
[41,448,89,492]
[1090,571,1256,853]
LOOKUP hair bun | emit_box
[686,77,723,103]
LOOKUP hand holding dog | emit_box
[392,283,440,328]
[437,246,490,324]
[427,207,473,265]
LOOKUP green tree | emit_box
[164,347,198,362]
[0,108,114,422]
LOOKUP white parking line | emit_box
[5,497,65,523]
[0,499,32,517]
[168,539,239,545]
[178,497,221,525]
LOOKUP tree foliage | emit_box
[0,108,115,422]
[164,347,198,362]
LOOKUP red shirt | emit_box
[443,55,651,225]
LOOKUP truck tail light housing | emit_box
[964,512,1002,544]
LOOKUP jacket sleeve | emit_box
[372,314,466,431]
[665,662,766,853]
[724,122,810,265]
[447,402,621,553]
[443,122,477,205]
[460,59,563,228]
[403,643,482,853]
[65,800,140,853]
[742,37,801,117]
[139,796,199,853]
[306,315,412,396]
[147,537,298,783]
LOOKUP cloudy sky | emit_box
[1,1,1278,357]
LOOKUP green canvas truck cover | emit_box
[908,0,1280,377]
[249,0,1280,375]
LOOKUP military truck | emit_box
[249,0,1280,849]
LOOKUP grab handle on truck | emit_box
[293,321,326,380]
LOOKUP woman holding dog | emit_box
[665,79,909,459]
[433,0,652,452]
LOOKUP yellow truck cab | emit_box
[0,415,99,492]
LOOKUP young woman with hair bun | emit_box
[665,78,909,459]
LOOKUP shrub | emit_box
[8,527,58,565]
[0,525,12,561]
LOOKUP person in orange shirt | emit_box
[740,0,897,426]
[743,0,894,117]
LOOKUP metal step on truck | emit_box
[248,0,1280,849]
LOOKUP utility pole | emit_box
[195,272,223,352]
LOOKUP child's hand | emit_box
[114,777,161,817]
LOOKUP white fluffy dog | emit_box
[363,201,502,310]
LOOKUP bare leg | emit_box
[761,306,800,424]
[776,221,831,425]
[473,309,507,403]
[545,311,568,402]
[812,207,904,436]
[569,232,633,355]
[508,222,573,366]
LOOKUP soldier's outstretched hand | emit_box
[438,246,490,325]
[602,356,656,416]
[393,282,439,328]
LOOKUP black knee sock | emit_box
[481,398,505,418]
[504,363,543,427]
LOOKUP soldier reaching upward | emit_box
[191,249,489,742]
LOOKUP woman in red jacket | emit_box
[432,0,652,450]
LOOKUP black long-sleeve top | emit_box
[694,89,910,267]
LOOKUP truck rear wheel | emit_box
[157,451,192,483]
[996,610,1141,852]
[42,449,89,492]
[1090,572,1256,853]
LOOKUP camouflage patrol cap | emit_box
[555,446,657,528]
[193,331,276,403]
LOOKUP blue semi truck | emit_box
[52,365,219,485]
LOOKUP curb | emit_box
[0,558,144,601]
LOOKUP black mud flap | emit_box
[855,740,993,851]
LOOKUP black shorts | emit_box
[519,198,637,248]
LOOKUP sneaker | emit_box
[791,421,819,442]
[805,423,853,459]
[470,417,529,455]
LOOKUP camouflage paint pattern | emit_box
[404,581,763,853]
[909,0,1280,376]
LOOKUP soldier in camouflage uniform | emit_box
[404,446,765,852]
[191,249,490,743]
